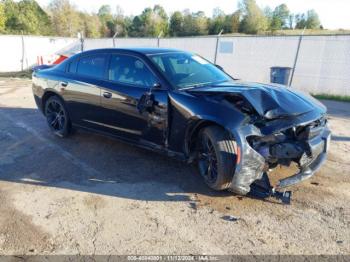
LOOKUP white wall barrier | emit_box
[0,35,77,72]
[0,34,349,95]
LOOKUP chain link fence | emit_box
[0,34,349,95]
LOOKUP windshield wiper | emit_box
[179,80,230,90]
[179,83,212,90]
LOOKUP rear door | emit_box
[97,53,168,146]
[63,53,108,128]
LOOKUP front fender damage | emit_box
[185,85,330,203]
[229,125,265,195]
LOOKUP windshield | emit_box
[148,52,233,89]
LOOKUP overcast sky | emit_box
[36,0,350,29]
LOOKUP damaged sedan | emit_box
[32,48,331,203]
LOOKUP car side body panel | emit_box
[167,90,246,154]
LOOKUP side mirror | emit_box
[137,82,161,114]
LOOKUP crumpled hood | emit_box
[186,81,327,119]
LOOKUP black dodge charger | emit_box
[32,48,331,203]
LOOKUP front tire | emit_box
[197,126,237,191]
[44,96,71,137]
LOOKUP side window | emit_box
[77,54,107,79]
[108,54,157,87]
[68,58,78,73]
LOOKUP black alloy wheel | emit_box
[197,126,237,191]
[45,96,71,137]
[198,132,219,184]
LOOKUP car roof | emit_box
[55,47,191,73]
[80,47,188,56]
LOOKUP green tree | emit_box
[49,0,83,37]
[98,5,111,17]
[113,5,128,37]
[129,15,143,36]
[142,5,168,36]
[129,5,168,37]
[169,11,184,36]
[0,0,324,37]
[2,0,18,32]
[264,6,273,29]
[222,14,235,34]
[305,9,320,29]
[270,4,290,30]
[19,0,52,34]
[182,10,208,36]
[209,8,225,34]
[295,10,321,29]
[209,10,236,35]
[230,10,241,33]
[3,0,52,35]
[239,0,267,34]
[80,13,101,38]
[270,16,281,31]
[0,2,6,32]
[288,14,294,29]
[97,5,114,36]
[153,4,168,36]
[194,11,209,35]
[295,13,306,29]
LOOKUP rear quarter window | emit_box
[68,58,78,73]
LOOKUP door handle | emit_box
[60,81,68,87]
[103,92,112,99]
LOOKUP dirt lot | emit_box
[0,77,349,255]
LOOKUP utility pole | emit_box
[78,32,84,52]
[21,33,25,71]
[214,29,223,64]
[112,32,118,47]
[289,27,306,87]
[157,31,163,47]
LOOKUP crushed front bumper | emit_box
[277,127,331,188]
[229,120,331,197]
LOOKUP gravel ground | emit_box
[0,77,349,255]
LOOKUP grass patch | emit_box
[224,29,350,37]
[0,70,32,79]
[312,93,350,103]
[264,29,350,36]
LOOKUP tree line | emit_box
[0,0,322,38]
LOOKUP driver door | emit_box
[97,53,168,147]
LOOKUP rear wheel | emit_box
[44,96,71,137]
[197,126,237,190]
